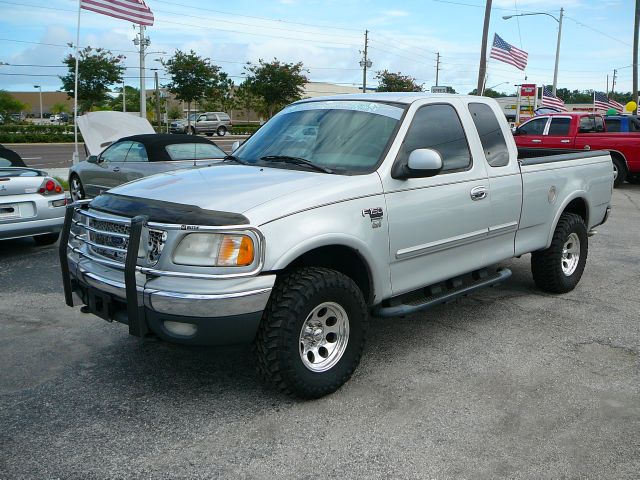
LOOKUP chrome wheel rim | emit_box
[299,301,349,372]
[613,163,618,180]
[70,177,83,201]
[561,232,580,276]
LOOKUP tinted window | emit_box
[519,117,548,135]
[206,114,218,121]
[398,104,471,172]
[594,116,604,132]
[100,141,132,162]
[548,117,571,135]
[125,142,148,162]
[218,114,230,121]
[605,118,621,132]
[579,116,596,133]
[468,102,509,167]
[165,143,226,160]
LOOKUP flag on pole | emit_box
[489,34,528,71]
[594,91,623,113]
[541,85,567,111]
[80,0,154,26]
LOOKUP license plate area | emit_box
[86,287,116,322]
[0,204,19,219]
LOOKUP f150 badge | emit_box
[362,207,383,229]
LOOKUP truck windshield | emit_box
[234,100,404,174]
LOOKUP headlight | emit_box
[173,233,255,267]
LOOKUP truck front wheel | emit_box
[531,212,588,293]
[255,267,368,398]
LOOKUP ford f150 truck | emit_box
[60,94,613,398]
[514,112,640,186]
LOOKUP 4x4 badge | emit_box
[362,207,383,228]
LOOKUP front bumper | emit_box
[60,205,275,345]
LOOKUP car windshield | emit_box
[234,100,404,174]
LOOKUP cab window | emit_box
[605,118,621,132]
[399,104,472,172]
[547,118,571,135]
[468,102,509,167]
[125,142,148,162]
[518,117,548,135]
[100,141,133,162]
[579,116,596,133]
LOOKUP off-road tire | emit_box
[255,267,368,399]
[216,126,227,137]
[612,155,627,187]
[531,212,588,293]
[33,233,60,246]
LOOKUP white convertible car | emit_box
[0,145,66,245]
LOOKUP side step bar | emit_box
[374,268,512,318]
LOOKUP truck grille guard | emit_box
[59,201,266,336]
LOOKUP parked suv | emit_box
[170,112,232,136]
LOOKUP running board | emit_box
[374,268,512,318]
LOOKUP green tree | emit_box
[109,86,141,113]
[375,70,423,92]
[0,90,27,119]
[50,102,70,115]
[60,47,125,112]
[467,88,507,98]
[200,75,235,113]
[163,50,228,125]
[243,58,308,117]
[167,102,183,120]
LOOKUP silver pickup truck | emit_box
[60,93,613,398]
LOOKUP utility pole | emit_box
[122,82,126,112]
[33,85,42,121]
[551,7,564,95]
[133,25,150,118]
[359,30,372,93]
[611,69,617,96]
[154,70,161,130]
[634,0,639,114]
[477,0,492,95]
[435,52,440,86]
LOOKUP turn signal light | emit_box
[218,235,254,266]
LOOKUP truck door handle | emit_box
[112,166,120,172]
[531,139,542,143]
[470,186,488,201]
[561,139,570,143]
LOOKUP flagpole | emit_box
[72,0,81,166]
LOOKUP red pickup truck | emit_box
[514,112,640,187]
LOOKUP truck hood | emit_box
[108,164,383,225]
[78,111,155,155]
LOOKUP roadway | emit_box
[5,136,243,169]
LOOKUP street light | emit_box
[487,81,510,91]
[33,84,43,121]
[503,8,564,95]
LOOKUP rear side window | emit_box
[218,114,230,121]
[547,117,571,135]
[605,118,621,132]
[165,143,226,160]
[206,113,218,121]
[594,116,604,132]
[399,104,471,172]
[518,117,547,135]
[468,102,509,167]
[579,116,596,133]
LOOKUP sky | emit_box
[0,0,635,96]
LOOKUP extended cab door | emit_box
[515,116,549,147]
[542,116,574,148]
[381,100,492,296]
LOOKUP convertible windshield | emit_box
[234,100,404,174]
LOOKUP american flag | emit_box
[489,34,528,71]
[80,0,154,26]
[541,85,567,111]
[593,91,622,113]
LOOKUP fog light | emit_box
[164,321,197,336]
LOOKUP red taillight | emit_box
[39,177,63,195]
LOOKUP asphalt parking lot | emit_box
[1,186,639,479]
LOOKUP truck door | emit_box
[467,101,522,263]
[542,116,574,149]
[516,116,549,147]
[381,100,492,296]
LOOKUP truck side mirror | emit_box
[391,148,443,180]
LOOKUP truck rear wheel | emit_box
[255,267,368,399]
[611,155,627,187]
[531,212,588,293]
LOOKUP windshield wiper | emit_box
[260,155,334,174]
[222,154,250,165]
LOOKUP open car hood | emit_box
[77,111,155,156]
